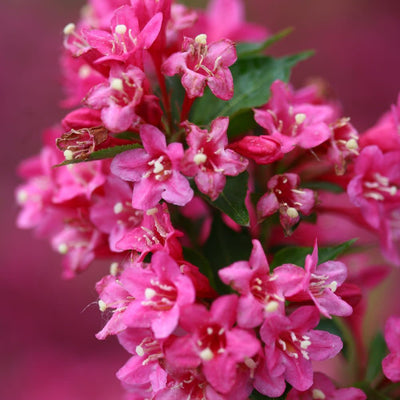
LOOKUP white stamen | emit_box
[312,389,326,399]
[58,243,68,254]
[327,280,338,292]
[300,339,311,349]
[193,152,207,165]
[136,345,145,357]
[286,207,299,219]
[207,327,213,335]
[145,288,157,299]
[17,190,28,204]
[146,207,158,216]
[301,349,310,360]
[63,23,76,35]
[98,299,107,312]
[295,113,306,124]
[63,149,74,160]
[110,78,124,91]
[153,161,164,174]
[78,65,91,79]
[110,262,119,276]
[364,192,384,201]
[345,138,358,151]
[244,358,257,370]
[195,33,207,45]
[374,173,390,186]
[113,202,124,214]
[115,24,127,35]
[199,348,214,361]
[265,300,279,313]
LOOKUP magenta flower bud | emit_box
[229,135,284,165]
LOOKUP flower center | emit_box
[363,172,398,201]
[278,331,312,360]
[197,323,226,361]
[142,279,177,311]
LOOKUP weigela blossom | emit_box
[114,203,183,261]
[89,175,144,252]
[257,173,315,234]
[347,145,400,264]
[162,34,237,100]
[360,94,400,153]
[84,5,163,64]
[165,295,260,394]
[256,306,343,395]
[15,0,400,398]
[254,80,334,153]
[119,251,196,339]
[286,372,366,400]
[85,64,161,132]
[116,328,166,389]
[181,117,248,200]
[382,316,400,382]
[111,124,193,209]
[219,239,302,328]
[282,242,353,318]
[187,0,268,43]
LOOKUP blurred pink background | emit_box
[1,0,400,398]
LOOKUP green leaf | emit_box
[55,144,142,166]
[191,51,314,126]
[302,181,345,193]
[204,171,249,226]
[227,109,258,138]
[236,27,294,57]
[365,332,387,382]
[317,318,351,360]
[354,382,391,400]
[182,247,216,290]
[250,385,291,400]
[203,214,252,293]
[270,239,357,269]
[113,131,139,141]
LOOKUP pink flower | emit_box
[256,306,343,395]
[286,372,366,400]
[283,241,353,318]
[186,0,268,43]
[162,34,237,100]
[52,160,107,204]
[326,117,359,175]
[347,145,400,230]
[254,80,334,153]
[111,124,193,209]
[257,173,315,234]
[85,65,156,132]
[84,5,163,64]
[165,295,260,394]
[116,328,166,390]
[51,209,108,278]
[219,239,302,328]
[382,316,400,382]
[120,251,196,339]
[360,94,400,153]
[89,176,144,252]
[181,117,248,200]
[114,203,183,261]
[96,272,134,339]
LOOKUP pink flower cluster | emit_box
[15,0,400,399]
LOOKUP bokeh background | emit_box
[1,0,400,398]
